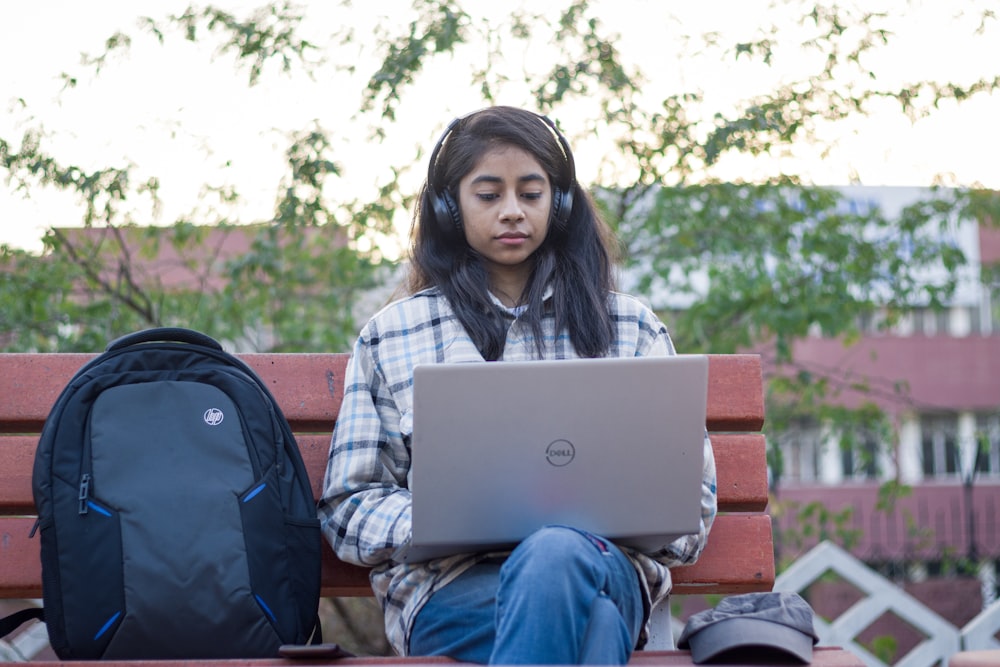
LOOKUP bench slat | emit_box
[0,514,773,599]
[319,515,775,597]
[0,433,768,515]
[0,435,34,514]
[0,354,763,433]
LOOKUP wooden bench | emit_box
[0,352,861,665]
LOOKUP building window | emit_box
[970,304,983,336]
[975,412,1000,476]
[774,419,822,484]
[912,307,954,337]
[857,311,873,335]
[921,414,960,478]
[992,285,1000,335]
[841,429,880,480]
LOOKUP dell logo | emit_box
[545,439,575,467]
[203,408,224,426]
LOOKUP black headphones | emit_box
[427,110,576,236]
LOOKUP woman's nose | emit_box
[500,196,525,222]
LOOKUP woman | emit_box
[318,106,716,664]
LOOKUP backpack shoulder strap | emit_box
[0,607,44,639]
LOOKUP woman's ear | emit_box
[432,189,464,235]
[550,184,574,233]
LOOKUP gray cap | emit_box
[677,592,820,664]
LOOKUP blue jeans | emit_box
[408,526,644,664]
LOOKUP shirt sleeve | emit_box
[318,334,413,566]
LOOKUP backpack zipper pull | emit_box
[78,473,91,515]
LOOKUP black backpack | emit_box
[3,328,322,659]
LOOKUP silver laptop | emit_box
[397,355,708,563]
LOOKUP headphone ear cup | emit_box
[431,188,463,235]
[551,185,574,232]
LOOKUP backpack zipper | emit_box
[78,473,92,515]
[79,412,95,515]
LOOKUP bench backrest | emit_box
[0,353,772,599]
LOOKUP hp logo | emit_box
[203,408,224,426]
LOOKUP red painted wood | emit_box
[1,514,772,599]
[0,352,772,607]
[0,354,763,432]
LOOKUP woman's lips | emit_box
[497,232,528,245]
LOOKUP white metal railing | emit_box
[773,541,1000,667]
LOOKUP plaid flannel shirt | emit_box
[318,287,717,655]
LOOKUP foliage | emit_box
[866,635,899,665]
[772,497,861,570]
[3,1,998,356]
[619,183,971,360]
[1,4,998,542]
[0,219,383,352]
[0,122,384,351]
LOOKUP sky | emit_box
[2,1,999,254]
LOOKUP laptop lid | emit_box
[399,354,708,563]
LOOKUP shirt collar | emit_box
[487,284,555,317]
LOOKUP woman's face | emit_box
[457,143,552,302]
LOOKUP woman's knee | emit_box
[518,525,602,563]
[503,526,606,583]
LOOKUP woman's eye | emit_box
[522,192,543,200]
[477,193,499,201]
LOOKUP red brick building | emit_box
[769,187,1000,567]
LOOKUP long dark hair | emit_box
[407,106,617,360]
